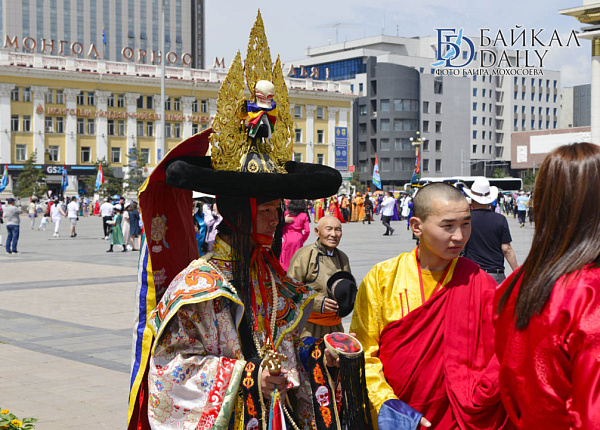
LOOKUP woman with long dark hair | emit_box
[495,142,600,429]
[279,199,310,271]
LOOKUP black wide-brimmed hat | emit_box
[163,10,341,200]
[327,271,358,318]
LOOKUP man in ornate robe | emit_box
[350,183,509,430]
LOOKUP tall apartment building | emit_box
[0,0,205,68]
[288,35,561,181]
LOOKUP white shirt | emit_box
[381,196,396,217]
[67,201,79,219]
[100,202,114,217]
[50,204,62,219]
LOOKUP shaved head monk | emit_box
[350,183,510,429]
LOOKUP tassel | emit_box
[339,353,374,430]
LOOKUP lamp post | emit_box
[409,131,425,181]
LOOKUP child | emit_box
[106,204,127,252]
[38,213,50,231]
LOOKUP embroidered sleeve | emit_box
[148,298,245,430]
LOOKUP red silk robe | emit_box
[495,267,600,429]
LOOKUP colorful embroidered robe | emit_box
[148,238,316,429]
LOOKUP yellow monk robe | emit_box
[349,247,457,421]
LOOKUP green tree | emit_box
[12,150,46,198]
[493,168,506,178]
[124,144,147,196]
[350,171,365,193]
[523,169,537,190]
[82,158,122,198]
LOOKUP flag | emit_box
[102,28,107,45]
[95,164,105,191]
[372,154,381,190]
[0,165,9,193]
[411,149,421,184]
[61,164,68,193]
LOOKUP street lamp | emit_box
[409,131,425,181]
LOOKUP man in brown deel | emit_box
[287,215,352,337]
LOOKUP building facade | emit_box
[288,35,562,180]
[0,0,205,68]
[0,50,354,197]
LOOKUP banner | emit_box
[95,164,105,191]
[334,127,348,171]
[61,164,68,193]
[0,165,9,193]
[372,154,381,189]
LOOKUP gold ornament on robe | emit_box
[209,10,293,174]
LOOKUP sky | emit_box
[205,0,592,88]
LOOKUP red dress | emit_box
[279,211,310,271]
[494,267,600,429]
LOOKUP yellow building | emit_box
[0,50,354,196]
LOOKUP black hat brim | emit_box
[165,157,342,199]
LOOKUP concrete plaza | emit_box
[0,212,534,429]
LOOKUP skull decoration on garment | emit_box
[254,80,275,109]
[315,385,330,407]
[246,417,259,430]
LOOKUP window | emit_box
[472,145,477,153]
[23,115,31,132]
[45,91,54,104]
[423,140,429,151]
[482,103,486,111]
[55,117,64,134]
[81,146,91,163]
[482,144,486,153]
[137,121,144,136]
[140,148,150,165]
[380,158,390,171]
[435,102,442,114]
[433,77,443,94]
[473,116,477,125]
[10,87,19,101]
[147,122,154,137]
[380,119,390,131]
[435,159,442,172]
[359,105,367,115]
[473,130,477,139]
[77,118,85,134]
[489,145,493,154]
[174,123,181,138]
[111,147,121,163]
[394,138,411,150]
[482,117,486,126]
[435,140,441,152]
[107,119,115,135]
[165,98,171,111]
[11,115,19,131]
[394,99,419,111]
[482,131,486,139]
[358,123,366,134]
[76,91,84,105]
[514,105,518,113]
[316,107,324,119]
[359,141,367,152]
[118,94,125,108]
[192,100,199,113]
[423,121,429,132]
[45,116,54,133]
[48,145,59,162]
[380,99,390,112]
[55,90,64,104]
[201,100,207,113]
[16,144,27,161]
[358,83,363,94]
[137,96,144,109]
[380,138,390,150]
[482,89,486,97]
[22,87,31,102]
[293,152,302,162]
[165,123,172,138]
[294,129,302,142]
[423,101,429,113]
[87,119,95,135]
[473,88,477,97]
[435,121,441,133]
[192,123,199,134]
[316,129,324,143]
[117,120,125,136]
[107,94,115,108]
[423,159,429,172]
[473,102,477,111]
[317,154,324,165]
[87,92,95,106]
[173,98,181,111]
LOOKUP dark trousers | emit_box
[382,215,393,234]
[517,210,526,225]
[5,225,19,252]
[341,208,349,222]
[103,216,112,237]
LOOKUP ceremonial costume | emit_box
[495,268,600,429]
[350,248,508,429]
[129,12,372,430]
[279,210,310,271]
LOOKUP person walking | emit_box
[106,204,126,252]
[67,196,79,237]
[380,190,396,236]
[27,197,37,230]
[122,201,132,250]
[99,197,114,239]
[4,197,20,254]
[279,199,310,271]
[128,202,142,251]
[363,193,373,224]
[515,191,529,227]
[50,198,65,238]
[495,142,600,428]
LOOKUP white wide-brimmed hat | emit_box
[464,178,498,205]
